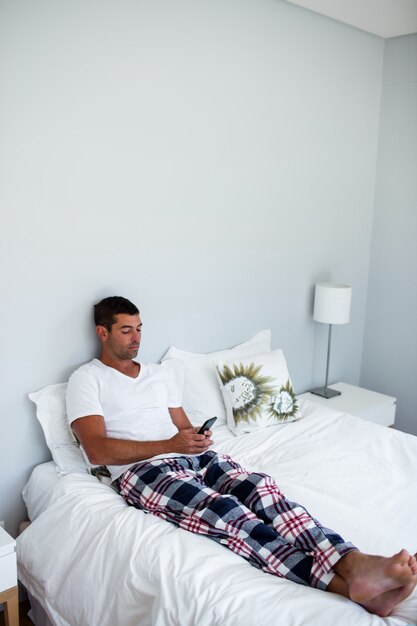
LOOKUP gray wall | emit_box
[0,0,384,536]
[361,34,417,435]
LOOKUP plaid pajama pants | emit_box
[118,450,356,590]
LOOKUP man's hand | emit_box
[169,428,212,455]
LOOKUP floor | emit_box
[0,599,33,626]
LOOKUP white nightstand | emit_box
[299,382,396,427]
[0,526,18,626]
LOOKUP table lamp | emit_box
[311,282,352,399]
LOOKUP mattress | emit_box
[17,399,417,626]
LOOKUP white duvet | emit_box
[17,400,417,626]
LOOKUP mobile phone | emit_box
[197,417,217,434]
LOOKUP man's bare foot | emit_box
[362,578,417,617]
[409,554,417,575]
[335,549,416,603]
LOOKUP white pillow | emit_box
[29,383,88,475]
[161,330,271,427]
[216,350,301,435]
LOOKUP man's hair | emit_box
[94,296,139,330]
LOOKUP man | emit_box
[67,296,417,617]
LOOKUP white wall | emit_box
[0,0,383,536]
[361,34,417,435]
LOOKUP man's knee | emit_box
[204,493,242,520]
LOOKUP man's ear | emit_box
[96,325,109,342]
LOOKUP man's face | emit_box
[100,313,142,360]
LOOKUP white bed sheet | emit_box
[17,400,417,626]
[22,461,62,521]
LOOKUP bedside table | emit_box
[299,382,396,427]
[0,526,18,626]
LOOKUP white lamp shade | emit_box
[313,282,352,325]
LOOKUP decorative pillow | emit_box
[216,350,300,435]
[28,383,88,475]
[161,330,271,427]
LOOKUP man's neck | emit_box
[99,355,141,378]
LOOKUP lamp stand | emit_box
[311,324,342,399]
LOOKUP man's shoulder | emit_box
[142,362,176,380]
[142,362,162,375]
[142,363,183,394]
[68,359,101,382]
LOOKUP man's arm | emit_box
[168,406,195,430]
[71,412,212,466]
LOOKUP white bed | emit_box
[17,331,417,626]
[17,399,417,626]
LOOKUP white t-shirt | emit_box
[66,359,183,481]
